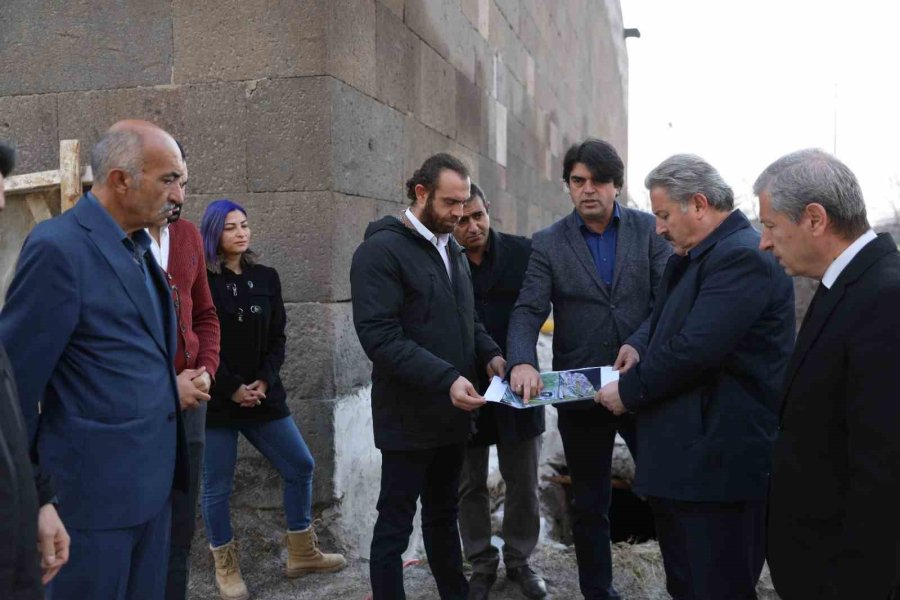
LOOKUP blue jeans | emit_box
[201,416,314,548]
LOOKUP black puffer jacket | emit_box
[0,345,52,600]
[351,216,501,450]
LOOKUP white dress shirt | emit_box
[821,228,877,289]
[146,224,170,271]
[405,208,452,279]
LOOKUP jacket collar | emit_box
[687,210,751,261]
[781,232,898,405]
[73,194,173,357]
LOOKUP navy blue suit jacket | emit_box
[0,194,187,530]
[620,211,795,502]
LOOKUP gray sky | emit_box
[621,0,900,222]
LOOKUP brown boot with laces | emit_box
[210,540,250,600]
[284,523,347,577]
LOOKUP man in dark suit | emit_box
[0,141,70,599]
[351,153,505,600]
[597,154,795,600]
[0,121,189,599]
[452,184,545,600]
[754,149,900,600]
[507,138,670,600]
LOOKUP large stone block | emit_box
[403,115,452,179]
[245,77,332,193]
[0,94,59,173]
[404,0,452,60]
[491,189,519,235]
[173,0,326,83]
[0,0,172,96]
[327,0,377,97]
[378,0,404,19]
[494,0,520,35]
[375,3,418,113]
[519,9,542,55]
[472,32,494,93]
[415,42,457,139]
[182,83,248,195]
[329,192,379,301]
[281,302,371,401]
[331,81,405,202]
[186,191,359,304]
[188,190,378,304]
[57,87,187,155]
[475,153,505,207]
[455,71,489,155]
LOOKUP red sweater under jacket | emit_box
[165,219,220,375]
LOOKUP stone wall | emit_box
[0,0,629,556]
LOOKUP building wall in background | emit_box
[0,0,629,556]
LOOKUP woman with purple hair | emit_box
[199,199,345,600]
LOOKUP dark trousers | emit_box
[370,444,468,600]
[557,409,634,600]
[649,497,765,600]
[458,435,542,574]
[48,496,172,600]
[165,402,206,600]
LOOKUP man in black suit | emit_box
[755,149,900,600]
[452,184,545,600]
[597,154,795,600]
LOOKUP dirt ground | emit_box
[187,507,780,600]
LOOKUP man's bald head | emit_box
[91,120,180,190]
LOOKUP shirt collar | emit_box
[574,201,621,233]
[405,207,450,247]
[821,229,878,289]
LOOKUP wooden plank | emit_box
[25,192,53,224]
[5,166,90,197]
[59,139,81,213]
[4,169,61,193]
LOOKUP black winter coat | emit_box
[0,345,51,600]
[206,264,289,427]
[351,216,502,451]
[468,229,544,446]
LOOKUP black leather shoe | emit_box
[468,571,497,600]
[506,565,548,599]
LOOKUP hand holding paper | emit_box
[595,380,626,415]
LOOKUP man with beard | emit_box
[351,153,506,600]
[452,184,546,600]
[0,120,189,598]
[145,141,220,600]
[596,154,795,600]
[0,140,70,599]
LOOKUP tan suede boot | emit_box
[210,540,250,600]
[284,525,347,577]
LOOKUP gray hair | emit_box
[753,149,868,239]
[90,129,143,187]
[644,154,734,211]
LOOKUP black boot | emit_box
[468,571,497,600]
[506,565,547,599]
